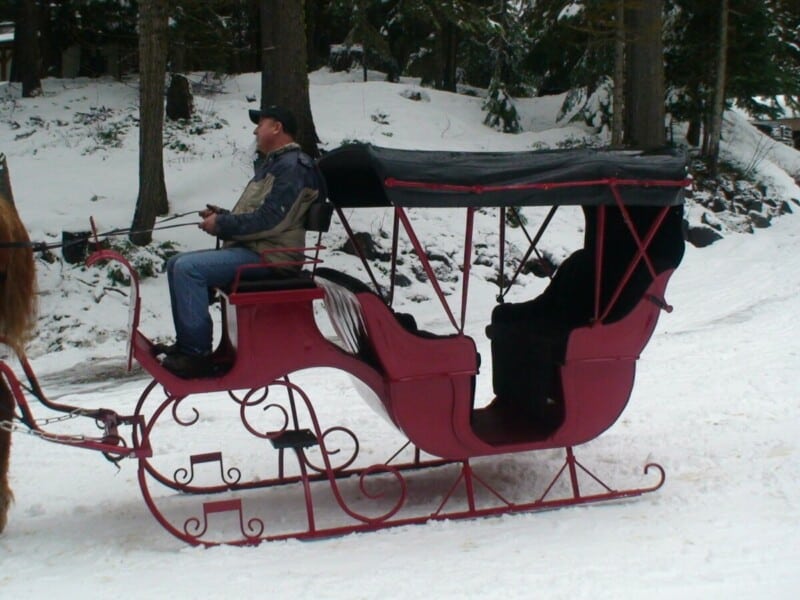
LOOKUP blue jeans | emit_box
[166,246,260,355]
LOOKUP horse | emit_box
[0,192,37,534]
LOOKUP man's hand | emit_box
[199,212,218,235]
[199,204,223,218]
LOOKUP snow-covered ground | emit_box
[1,70,799,598]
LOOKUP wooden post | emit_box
[166,73,193,121]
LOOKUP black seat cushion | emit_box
[224,269,315,294]
[487,204,685,428]
[488,249,591,419]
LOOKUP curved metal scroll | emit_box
[85,248,141,371]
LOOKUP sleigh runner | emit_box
[0,143,687,545]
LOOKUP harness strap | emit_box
[0,214,199,252]
[0,240,50,251]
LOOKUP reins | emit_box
[0,210,200,253]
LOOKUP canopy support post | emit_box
[501,205,558,299]
[388,210,400,306]
[597,185,671,322]
[611,183,659,278]
[497,207,506,302]
[460,207,475,331]
[395,207,461,332]
[593,205,606,323]
[334,206,387,302]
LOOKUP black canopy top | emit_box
[317,143,688,209]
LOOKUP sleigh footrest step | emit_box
[269,429,318,450]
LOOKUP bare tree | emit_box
[260,0,279,107]
[623,0,666,149]
[10,0,42,97]
[130,0,169,246]
[259,0,319,157]
[706,0,729,174]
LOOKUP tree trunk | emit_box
[623,0,665,149]
[260,0,320,157]
[305,0,334,72]
[441,21,458,93]
[260,0,279,107]
[611,0,625,147]
[130,0,169,246]
[37,0,54,77]
[170,24,187,74]
[686,117,701,147]
[707,0,729,174]
[11,0,42,97]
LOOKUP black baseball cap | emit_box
[248,105,298,136]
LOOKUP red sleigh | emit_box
[0,144,688,545]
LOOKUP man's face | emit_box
[254,117,281,153]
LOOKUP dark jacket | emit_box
[215,143,321,267]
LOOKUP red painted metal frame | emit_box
[0,172,685,546]
[500,205,558,300]
[0,345,150,460]
[120,235,669,544]
[131,370,665,546]
[597,185,672,321]
[382,175,688,328]
[384,175,689,195]
[332,206,388,302]
[230,245,325,292]
[331,178,680,449]
[86,249,141,371]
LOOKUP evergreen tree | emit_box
[666,0,800,147]
[525,1,617,129]
[60,0,139,77]
[482,0,524,133]
[728,1,800,117]
[772,0,800,115]
[341,0,394,82]
[526,1,616,92]
[170,1,259,74]
[383,0,488,91]
[773,0,800,113]
[306,1,353,70]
